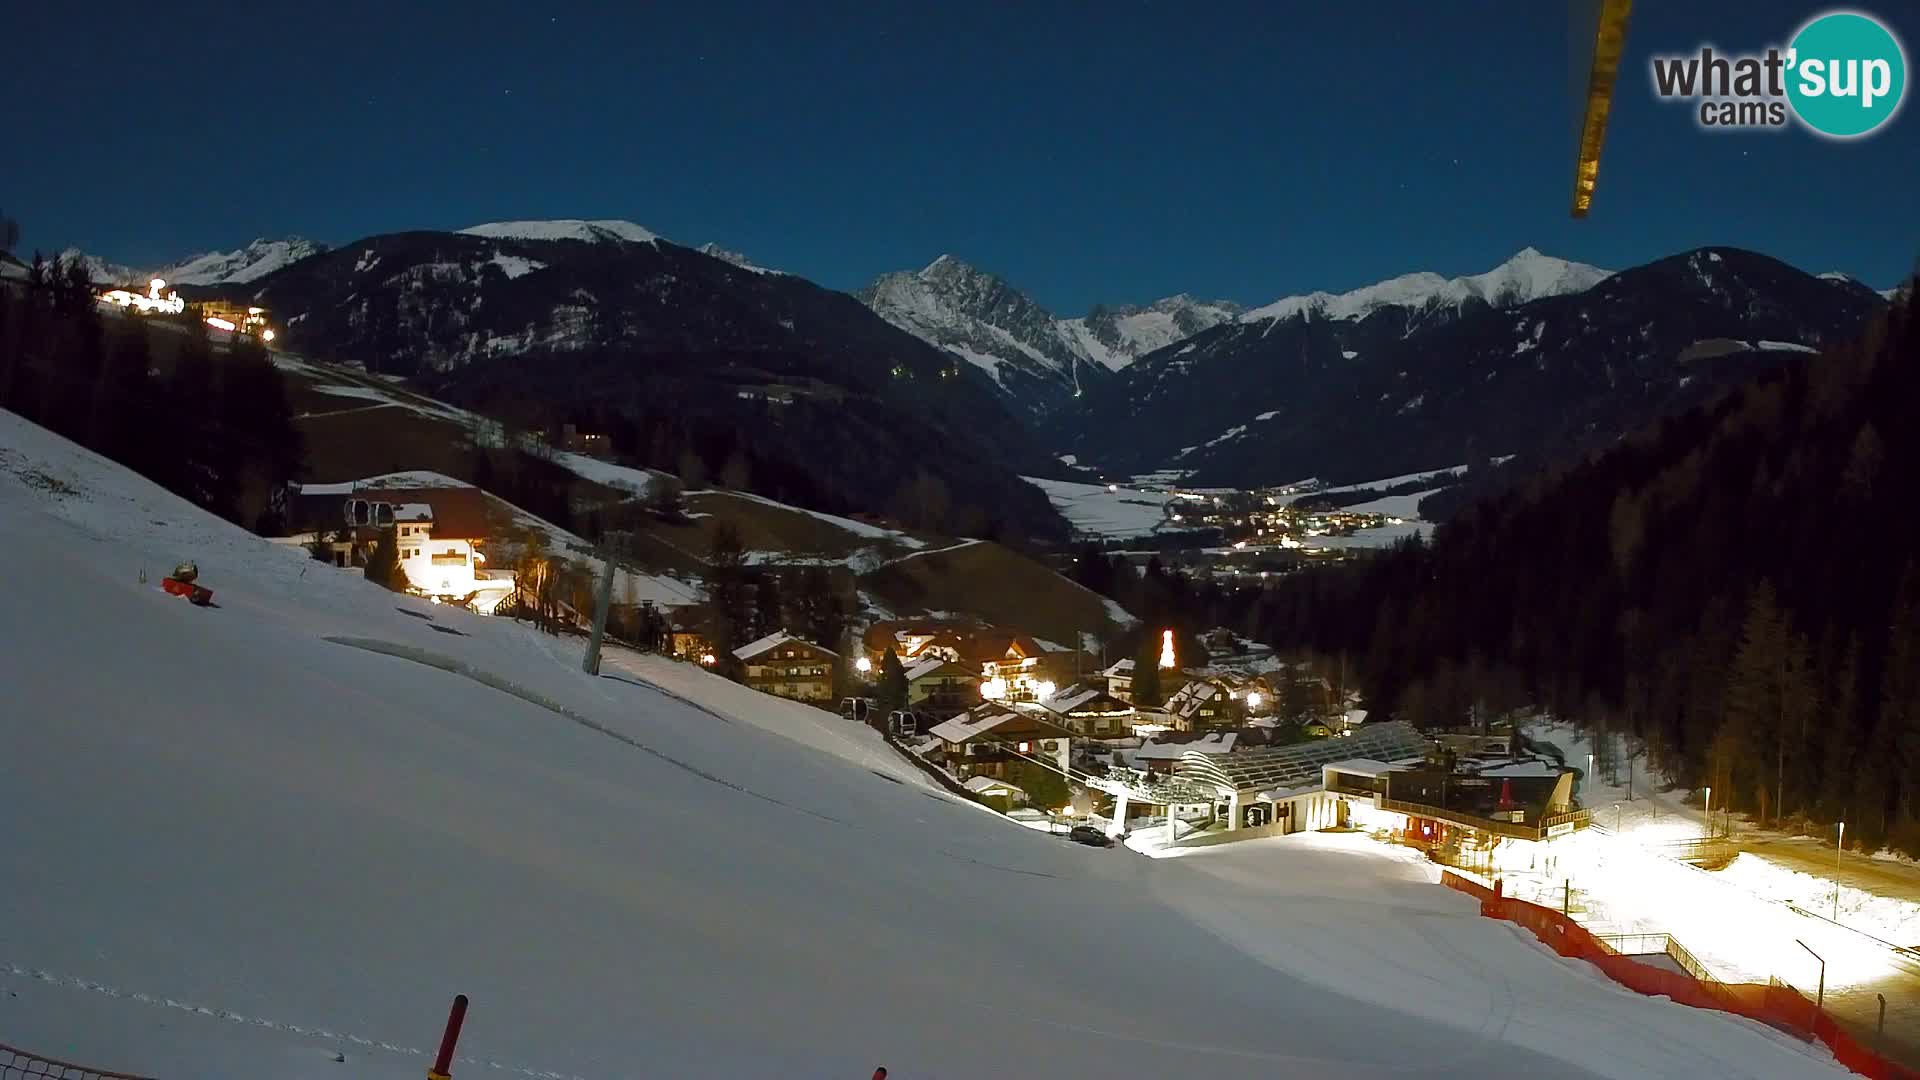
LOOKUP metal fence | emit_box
[1,1043,154,1080]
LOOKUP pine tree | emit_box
[754,573,784,639]
[1132,635,1164,708]
[878,650,908,717]
[704,523,753,674]
[364,526,405,592]
[1882,565,1920,831]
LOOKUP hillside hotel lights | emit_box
[98,278,184,315]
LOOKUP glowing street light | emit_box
[855,656,872,674]
[1246,691,1262,710]
[1835,820,1846,922]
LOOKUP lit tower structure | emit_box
[1571,0,1635,217]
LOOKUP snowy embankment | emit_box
[0,410,1850,1079]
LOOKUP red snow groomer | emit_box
[162,561,214,606]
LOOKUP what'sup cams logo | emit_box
[1651,9,1907,138]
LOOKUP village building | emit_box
[734,632,839,702]
[284,482,515,613]
[1165,679,1237,732]
[1173,721,1431,834]
[926,704,1074,781]
[1019,683,1136,738]
[558,423,612,458]
[1169,722,1589,846]
[1100,658,1135,702]
[962,775,1028,809]
[903,657,981,716]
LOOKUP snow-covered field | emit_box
[1022,476,1178,539]
[0,411,1854,1078]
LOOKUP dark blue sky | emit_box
[6,1,1913,311]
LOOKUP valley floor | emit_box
[0,410,1854,1079]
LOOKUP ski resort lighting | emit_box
[855,656,872,674]
[262,329,276,342]
[98,277,185,315]
[1158,629,1175,669]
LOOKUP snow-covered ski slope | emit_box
[0,411,1847,1078]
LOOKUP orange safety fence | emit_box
[1,1042,156,1080]
[1439,872,1918,1080]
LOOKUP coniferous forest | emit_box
[1247,284,1920,855]
[0,252,306,530]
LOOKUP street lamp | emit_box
[1835,820,1846,922]
[1246,691,1263,711]
[855,656,872,675]
[1704,785,1712,838]
[1586,753,1594,798]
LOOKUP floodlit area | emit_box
[0,410,1858,1079]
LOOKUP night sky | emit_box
[6,1,1914,311]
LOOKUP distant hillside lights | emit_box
[98,278,185,315]
[199,300,277,342]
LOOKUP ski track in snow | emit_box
[0,963,585,1080]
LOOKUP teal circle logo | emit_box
[1787,11,1907,138]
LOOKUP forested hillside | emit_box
[0,256,304,529]
[1248,281,1920,855]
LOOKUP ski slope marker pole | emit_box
[429,994,469,1080]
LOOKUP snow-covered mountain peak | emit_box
[696,242,775,275]
[457,219,661,245]
[54,247,142,285]
[155,237,324,285]
[1241,250,1611,325]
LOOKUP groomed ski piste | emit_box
[0,408,1851,1078]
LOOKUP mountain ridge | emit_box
[1063,245,1888,489]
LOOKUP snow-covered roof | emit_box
[391,502,433,523]
[1135,732,1238,761]
[733,632,838,663]
[1043,685,1114,715]
[1101,658,1135,677]
[1321,758,1396,779]
[928,709,1022,744]
[904,657,969,682]
[1166,680,1224,719]
[964,775,1025,796]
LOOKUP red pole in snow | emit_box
[429,995,469,1080]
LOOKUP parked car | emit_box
[1068,825,1114,847]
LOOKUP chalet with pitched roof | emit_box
[735,632,840,702]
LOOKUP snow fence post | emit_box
[428,994,469,1080]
